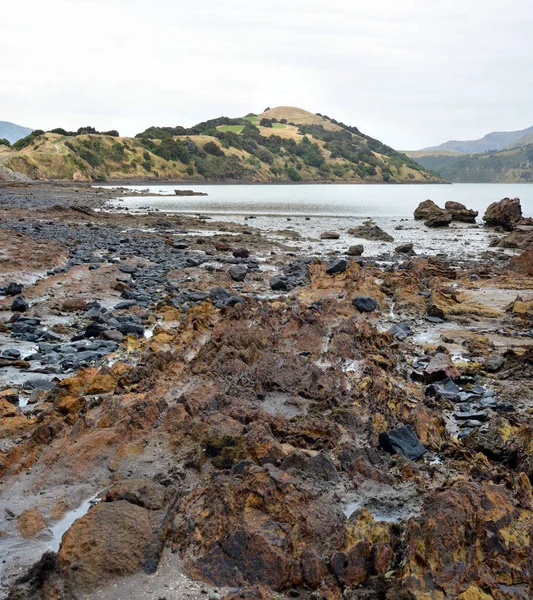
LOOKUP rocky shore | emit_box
[1,184,533,600]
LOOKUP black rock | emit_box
[379,425,426,460]
[454,411,489,421]
[326,259,348,275]
[228,265,248,282]
[389,322,413,340]
[114,300,137,310]
[84,323,107,338]
[485,355,504,372]
[352,296,377,313]
[5,282,24,296]
[11,296,29,312]
[270,275,289,291]
[118,323,145,337]
[119,264,137,274]
[2,348,21,359]
[233,248,250,259]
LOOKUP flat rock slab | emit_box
[379,425,426,460]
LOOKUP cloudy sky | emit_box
[3,0,533,149]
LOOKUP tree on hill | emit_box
[0,138,11,147]
[203,141,225,157]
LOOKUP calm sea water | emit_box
[109,183,533,218]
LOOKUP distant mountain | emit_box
[409,144,533,183]
[504,132,533,150]
[420,125,533,154]
[0,121,33,144]
[1,106,442,183]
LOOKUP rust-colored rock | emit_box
[16,507,47,538]
[509,247,533,276]
[483,197,522,230]
[444,201,478,223]
[414,199,444,220]
[61,297,87,312]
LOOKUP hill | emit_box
[0,107,442,183]
[504,132,533,150]
[420,125,533,154]
[409,144,533,183]
[0,121,33,144]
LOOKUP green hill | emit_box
[0,107,441,183]
[408,145,533,183]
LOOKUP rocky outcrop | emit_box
[348,223,393,242]
[414,199,444,220]
[509,247,533,276]
[444,201,478,223]
[483,197,522,230]
[424,212,452,227]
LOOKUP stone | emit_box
[423,353,460,383]
[119,264,138,274]
[424,212,452,228]
[509,247,533,276]
[101,329,125,342]
[388,322,413,340]
[228,265,248,282]
[394,242,414,254]
[5,282,24,296]
[269,276,289,291]
[16,507,47,538]
[114,300,137,309]
[352,296,377,313]
[414,199,444,220]
[444,201,478,223]
[379,425,426,460]
[233,248,250,259]
[61,298,87,312]
[347,224,393,242]
[215,241,231,251]
[320,231,340,239]
[326,258,347,275]
[483,197,522,231]
[105,479,166,510]
[11,295,29,312]
[484,355,504,372]
[347,244,364,256]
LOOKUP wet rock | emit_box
[388,322,413,340]
[326,258,347,275]
[347,244,364,256]
[320,231,340,239]
[414,199,444,220]
[228,265,248,282]
[4,282,24,296]
[484,354,504,372]
[61,297,87,312]
[379,425,426,460]
[424,212,452,228]
[233,248,250,259]
[352,296,377,313]
[444,201,478,223]
[483,197,522,230]
[2,348,21,359]
[11,295,29,312]
[509,247,533,276]
[348,223,393,242]
[394,242,414,254]
[423,353,460,383]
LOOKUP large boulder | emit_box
[444,201,478,223]
[509,247,533,276]
[348,223,393,242]
[483,197,522,230]
[414,200,444,220]
[424,212,452,228]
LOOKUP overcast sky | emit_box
[3,0,533,149]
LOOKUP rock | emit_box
[172,239,189,249]
[444,201,478,223]
[424,212,452,228]
[16,507,47,538]
[269,276,289,291]
[414,199,445,220]
[388,322,413,340]
[174,189,208,196]
[118,323,145,337]
[58,499,168,591]
[105,479,166,510]
[484,355,504,372]
[326,258,347,275]
[347,224,393,242]
[379,425,426,460]
[347,244,364,256]
[61,297,87,312]
[118,264,137,274]
[11,295,29,312]
[114,300,137,309]
[394,242,414,254]
[2,348,21,359]
[423,353,460,383]
[352,296,377,313]
[483,197,522,230]
[101,329,125,342]
[320,231,340,239]
[233,248,250,259]
[215,241,231,251]
[228,265,248,282]
[509,247,533,276]
[4,282,24,296]
[454,411,489,421]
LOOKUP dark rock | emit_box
[326,259,347,275]
[118,323,145,337]
[228,265,248,282]
[172,240,189,249]
[320,231,340,239]
[379,425,426,460]
[101,330,125,342]
[454,411,489,421]
[424,213,452,228]
[484,355,505,372]
[394,242,414,254]
[232,248,250,259]
[2,348,21,359]
[11,296,29,312]
[5,282,24,296]
[414,199,444,220]
[269,276,289,291]
[348,224,393,242]
[347,245,364,256]
[444,201,478,223]
[114,300,137,310]
[352,296,377,313]
[483,197,522,231]
[119,264,138,274]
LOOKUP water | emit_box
[106,183,533,218]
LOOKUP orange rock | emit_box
[54,394,85,415]
[16,507,47,538]
[61,297,87,312]
[86,373,117,395]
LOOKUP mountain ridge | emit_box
[420,125,533,154]
[0,121,33,144]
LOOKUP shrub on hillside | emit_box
[0,138,11,147]
[203,141,225,157]
[287,167,302,181]
[260,118,273,128]
[12,130,45,150]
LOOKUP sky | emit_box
[3,0,533,149]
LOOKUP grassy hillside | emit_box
[0,107,442,183]
[408,145,533,183]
